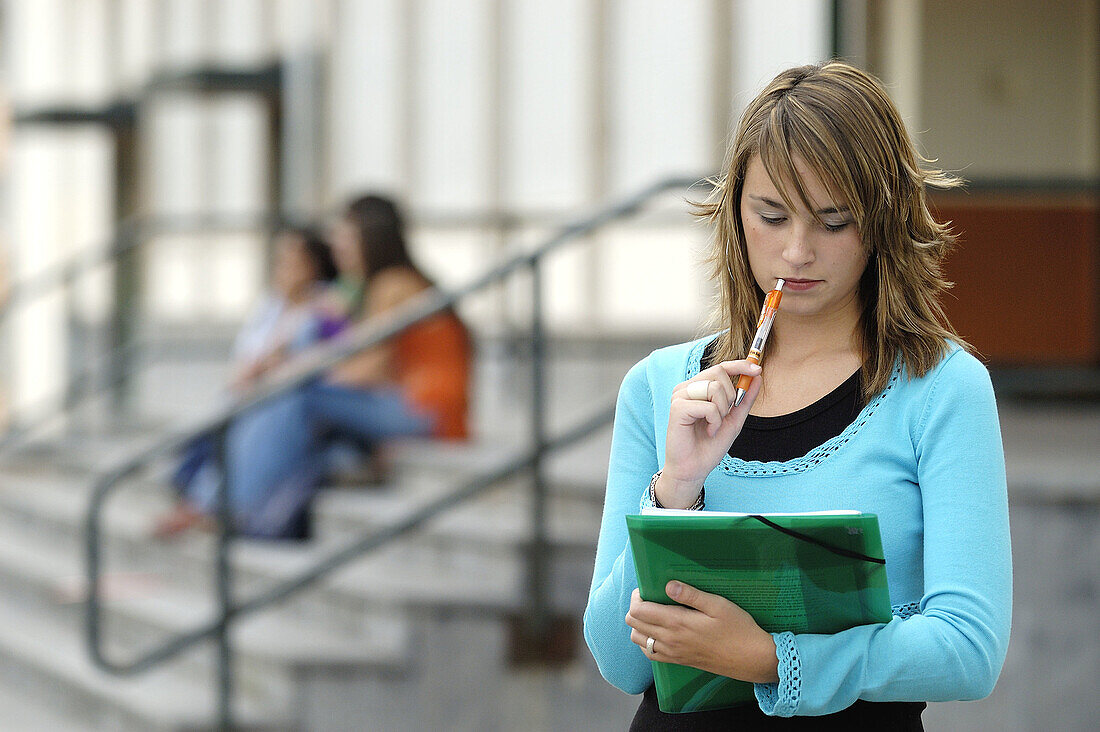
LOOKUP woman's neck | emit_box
[768,306,862,367]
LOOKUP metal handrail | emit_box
[83,174,706,727]
[0,205,694,449]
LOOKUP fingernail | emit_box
[667,581,681,598]
[750,364,761,373]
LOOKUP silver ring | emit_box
[646,636,655,655]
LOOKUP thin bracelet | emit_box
[649,470,705,510]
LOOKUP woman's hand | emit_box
[626,582,778,684]
[657,360,762,508]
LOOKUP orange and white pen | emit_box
[734,279,785,407]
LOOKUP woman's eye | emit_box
[760,214,785,225]
[823,221,851,232]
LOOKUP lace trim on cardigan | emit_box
[685,338,901,477]
[892,601,922,619]
[755,631,800,717]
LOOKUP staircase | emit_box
[0,348,646,730]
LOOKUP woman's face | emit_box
[739,154,868,322]
[330,218,366,279]
[272,234,316,298]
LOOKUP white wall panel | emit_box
[328,0,407,200]
[6,0,68,105]
[608,0,715,197]
[503,0,591,210]
[414,0,494,211]
[159,0,210,67]
[209,97,268,214]
[70,0,111,105]
[147,97,206,217]
[7,130,67,410]
[116,0,156,92]
[733,0,832,106]
[212,0,268,65]
[599,223,713,334]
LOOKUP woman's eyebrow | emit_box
[747,195,787,209]
[747,194,850,216]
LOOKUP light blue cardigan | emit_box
[582,335,1011,717]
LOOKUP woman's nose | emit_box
[781,225,815,267]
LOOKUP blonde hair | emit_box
[696,60,971,402]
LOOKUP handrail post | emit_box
[526,259,550,635]
[212,425,235,730]
[107,228,139,414]
[110,108,141,414]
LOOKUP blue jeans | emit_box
[188,381,435,538]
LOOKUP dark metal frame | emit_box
[83,175,704,729]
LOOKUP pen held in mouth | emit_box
[733,279,785,407]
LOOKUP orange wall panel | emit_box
[931,192,1099,366]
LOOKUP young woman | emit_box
[583,61,1011,729]
[154,226,337,537]
[217,195,471,538]
[317,194,471,444]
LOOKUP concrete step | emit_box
[0,464,593,630]
[0,407,624,729]
[0,466,612,730]
[0,515,411,712]
[0,451,599,594]
[0,410,614,502]
[0,596,290,731]
[0,676,90,731]
[311,479,603,550]
[379,433,612,500]
[1,428,171,476]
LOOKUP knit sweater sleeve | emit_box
[583,357,661,694]
[755,350,1012,716]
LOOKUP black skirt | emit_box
[629,684,925,731]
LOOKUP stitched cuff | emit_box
[755,631,800,717]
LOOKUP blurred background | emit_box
[0,0,1096,730]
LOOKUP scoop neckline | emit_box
[686,335,900,477]
[742,369,861,431]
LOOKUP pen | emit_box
[734,278,785,407]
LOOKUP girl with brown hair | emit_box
[584,60,1010,729]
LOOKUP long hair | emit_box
[343,194,427,282]
[695,60,970,402]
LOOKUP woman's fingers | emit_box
[630,628,662,655]
[674,398,725,436]
[721,360,763,412]
[626,598,675,652]
[684,380,710,400]
[675,379,730,418]
[702,365,739,411]
[673,365,761,431]
[675,360,760,415]
[716,360,761,396]
[679,379,731,417]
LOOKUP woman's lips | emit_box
[783,279,822,291]
[783,279,827,290]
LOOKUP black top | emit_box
[701,337,864,463]
[628,340,924,730]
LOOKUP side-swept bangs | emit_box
[696,60,971,403]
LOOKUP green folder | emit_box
[626,509,892,713]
